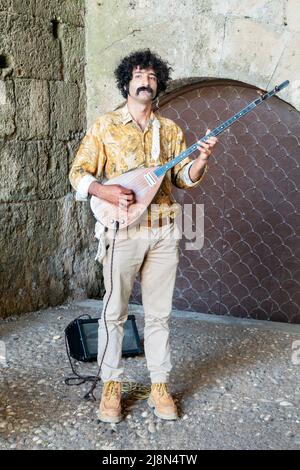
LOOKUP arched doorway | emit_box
[131,80,300,323]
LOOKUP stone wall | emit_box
[0,0,102,318]
[86,0,300,124]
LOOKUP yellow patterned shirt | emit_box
[69,103,207,219]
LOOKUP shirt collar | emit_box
[119,103,160,128]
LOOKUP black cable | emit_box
[83,220,119,400]
[64,220,152,402]
[64,223,119,397]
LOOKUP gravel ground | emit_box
[0,300,300,450]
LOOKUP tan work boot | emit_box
[98,381,122,423]
[148,383,178,420]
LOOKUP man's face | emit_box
[127,66,158,103]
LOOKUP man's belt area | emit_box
[140,215,174,228]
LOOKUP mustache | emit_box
[136,86,153,95]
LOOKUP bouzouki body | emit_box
[90,166,165,229]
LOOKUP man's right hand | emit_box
[89,182,135,209]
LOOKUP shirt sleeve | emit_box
[69,119,106,201]
[170,124,208,189]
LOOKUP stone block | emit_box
[0,0,9,11]
[0,140,39,202]
[0,197,99,317]
[219,17,289,86]
[87,76,119,124]
[37,140,69,199]
[211,0,284,25]
[0,12,7,44]
[187,13,226,77]
[0,139,71,202]
[15,79,49,139]
[0,200,65,315]
[67,138,82,171]
[2,13,61,80]
[0,79,15,137]
[34,0,85,27]
[50,81,79,140]
[61,23,85,83]
[269,32,300,110]
[78,82,86,133]
[286,0,300,32]
[10,0,36,16]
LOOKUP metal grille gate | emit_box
[131,80,300,323]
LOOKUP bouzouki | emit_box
[90,81,289,229]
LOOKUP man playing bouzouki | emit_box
[69,49,218,423]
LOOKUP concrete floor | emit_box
[0,299,300,450]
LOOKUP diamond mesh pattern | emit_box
[130,81,300,324]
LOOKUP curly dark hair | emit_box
[114,49,173,99]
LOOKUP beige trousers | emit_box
[97,222,180,383]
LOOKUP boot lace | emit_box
[104,381,120,399]
[152,383,170,397]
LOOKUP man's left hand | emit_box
[196,129,218,162]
